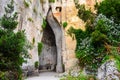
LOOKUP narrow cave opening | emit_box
[39,21,57,72]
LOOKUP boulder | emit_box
[97,60,119,80]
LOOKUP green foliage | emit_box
[38,42,43,56]
[32,37,35,44]
[95,14,120,46]
[62,22,68,28]
[110,47,120,71]
[49,0,55,3]
[28,17,34,22]
[24,0,29,8]
[42,18,47,29]
[115,59,120,71]
[34,61,39,69]
[33,7,37,14]
[97,0,120,24]
[91,30,107,44]
[0,0,30,79]
[102,46,120,71]
[67,27,76,40]
[70,0,120,75]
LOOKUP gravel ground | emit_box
[25,72,60,80]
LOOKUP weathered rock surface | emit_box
[98,60,119,80]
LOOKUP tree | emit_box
[97,0,120,24]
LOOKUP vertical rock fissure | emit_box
[39,7,63,73]
[39,21,57,71]
[46,7,63,73]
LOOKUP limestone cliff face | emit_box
[0,0,100,72]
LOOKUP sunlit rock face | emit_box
[98,60,119,80]
[39,22,57,71]
[0,0,101,74]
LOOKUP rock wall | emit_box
[98,60,119,80]
[0,0,101,73]
[39,17,57,71]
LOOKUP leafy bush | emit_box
[34,61,39,69]
[24,0,29,8]
[33,7,37,14]
[94,14,120,46]
[40,0,46,3]
[38,42,43,56]
[49,0,55,3]
[62,22,68,28]
[28,17,34,22]
[97,0,120,24]
[42,18,47,29]
[69,0,120,75]
[91,30,107,44]
[32,37,35,44]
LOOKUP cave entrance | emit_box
[39,22,57,72]
[39,7,64,73]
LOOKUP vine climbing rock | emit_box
[97,60,119,80]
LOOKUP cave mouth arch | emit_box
[39,21,57,71]
[39,7,64,73]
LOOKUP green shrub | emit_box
[33,7,37,14]
[34,61,39,69]
[62,22,68,28]
[1,16,18,30]
[49,0,55,3]
[24,0,29,8]
[91,30,107,44]
[38,42,43,55]
[32,37,35,44]
[42,18,47,29]
[28,17,34,22]
[40,0,46,3]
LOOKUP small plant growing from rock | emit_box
[62,22,68,29]
[42,18,47,29]
[33,7,37,14]
[49,0,55,3]
[24,0,29,8]
[32,37,35,44]
[38,42,43,56]
[34,61,39,69]
[28,17,34,22]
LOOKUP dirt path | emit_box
[25,72,60,80]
